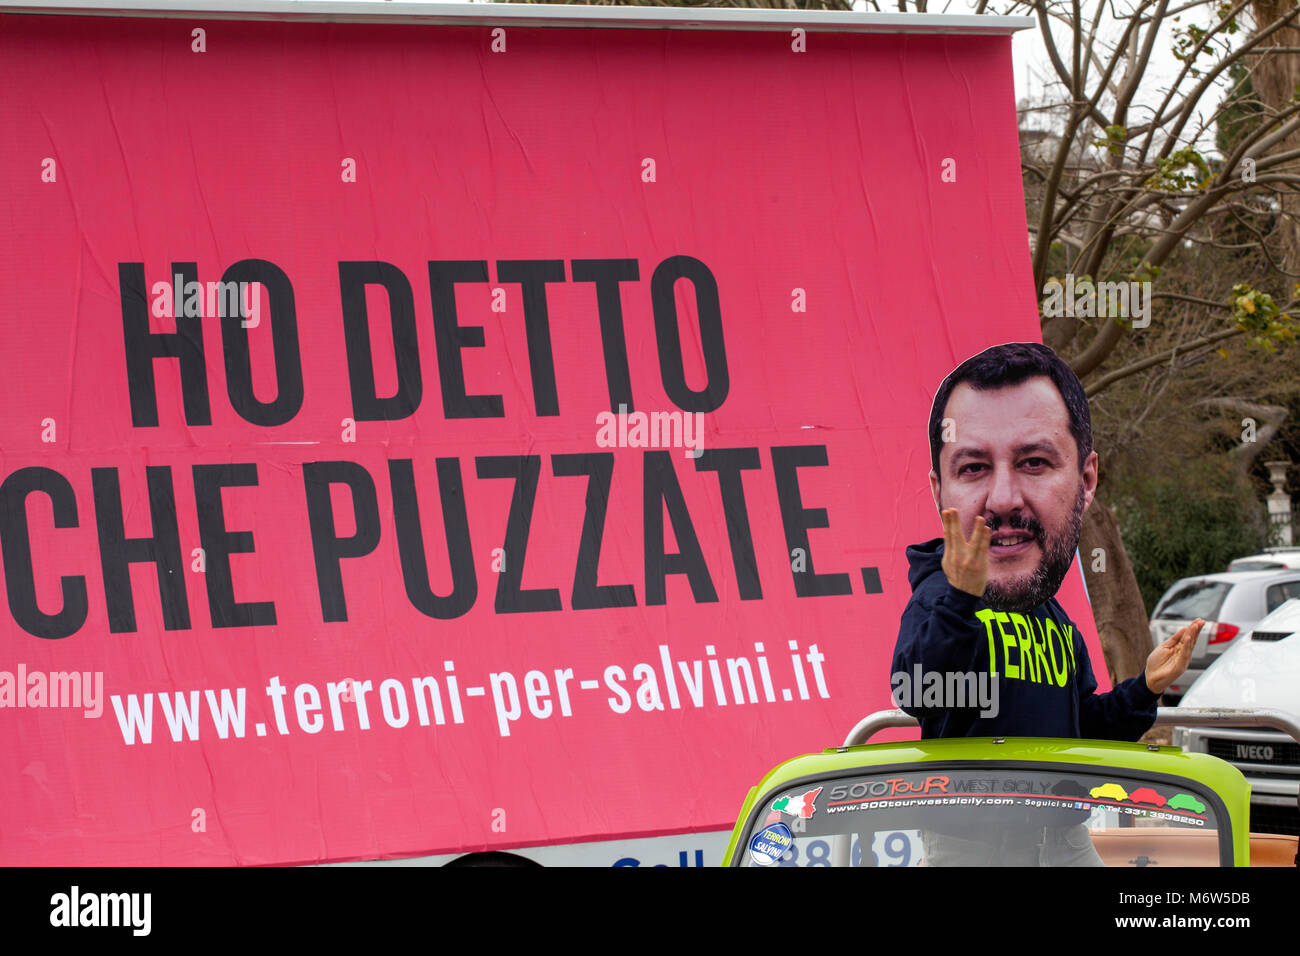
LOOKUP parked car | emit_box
[1227,548,1300,573]
[1177,598,1300,836]
[1149,570,1300,701]
[724,709,1300,866]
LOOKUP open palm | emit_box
[1145,619,1203,695]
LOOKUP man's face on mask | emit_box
[930,377,1098,612]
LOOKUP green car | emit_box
[1167,793,1208,814]
[724,708,1300,867]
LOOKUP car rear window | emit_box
[1155,581,1231,620]
[1265,581,1300,613]
[737,765,1228,867]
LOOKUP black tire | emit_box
[444,851,541,867]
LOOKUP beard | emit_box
[980,482,1087,613]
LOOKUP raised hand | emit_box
[1145,618,1203,695]
[940,508,989,598]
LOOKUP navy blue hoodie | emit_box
[891,537,1160,740]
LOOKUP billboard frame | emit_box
[0,1,1034,35]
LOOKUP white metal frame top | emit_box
[0,1,1033,34]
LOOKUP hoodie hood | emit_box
[906,537,946,593]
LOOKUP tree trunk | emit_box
[1079,499,1150,685]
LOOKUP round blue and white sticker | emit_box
[749,822,794,867]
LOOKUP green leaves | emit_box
[1230,284,1296,353]
[1216,2,1240,35]
[1172,23,1207,63]
[1092,124,1129,156]
[1147,148,1213,191]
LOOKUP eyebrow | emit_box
[948,440,1064,466]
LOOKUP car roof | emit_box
[1229,551,1300,565]
[1167,569,1300,586]
[743,737,1246,797]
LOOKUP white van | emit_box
[1177,599,1300,836]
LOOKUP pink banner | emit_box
[0,13,1099,865]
